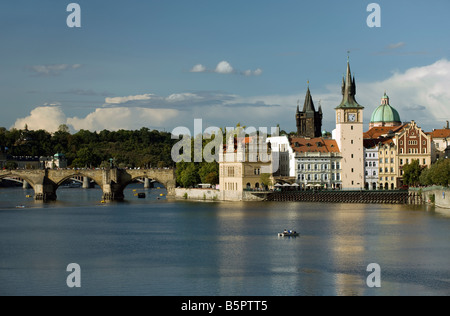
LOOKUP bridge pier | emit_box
[23,180,30,189]
[83,176,91,189]
[34,183,57,201]
[144,177,150,189]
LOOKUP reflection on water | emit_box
[0,186,450,296]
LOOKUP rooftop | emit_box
[290,137,340,153]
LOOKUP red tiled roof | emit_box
[429,129,450,139]
[289,137,340,153]
[364,137,393,149]
[363,124,406,139]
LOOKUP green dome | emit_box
[370,94,401,124]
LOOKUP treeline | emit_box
[403,159,450,187]
[0,125,177,169]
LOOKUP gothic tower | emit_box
[296,84,323,138]
[334,58,365,190]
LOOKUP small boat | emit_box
[16,205,26,209]
[278,230,299,237]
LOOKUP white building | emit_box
[364,140,379,190]
[291,137,342,190]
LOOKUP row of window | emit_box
[297,173,341,181]
[400,140,427,145]
[297,163,341,171]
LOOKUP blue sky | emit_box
[1,0,450,133]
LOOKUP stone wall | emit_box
[174,188,221,201]
[410,186,450,209]
[173,188,266,202]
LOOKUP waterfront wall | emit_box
[410,186,450,209]
[173,188,266,202]
[174,188,220,201]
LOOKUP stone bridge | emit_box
[0,168,176,201]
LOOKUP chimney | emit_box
[447,121,449,129]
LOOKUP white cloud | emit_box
[165,93,203,103]
[387,42,406,50]
[105,94,154,105]
[215,61,234,74]
[253,68,263,76]
[67,107,178,131]
[189,61,262,76]
[190,64,207,73]
[28,64,82,76]
[13,106,67,132]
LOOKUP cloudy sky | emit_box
[1,0,450,134]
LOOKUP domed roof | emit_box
[370,93,401,124]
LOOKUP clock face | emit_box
[348,114,356,122]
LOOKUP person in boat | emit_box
[283,229,288,234]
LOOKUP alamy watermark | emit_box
[66,263,81,288]
[366,263,381,288]
[170,119,279,173]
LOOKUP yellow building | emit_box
[378,138,398,190]
[219,135,273,201]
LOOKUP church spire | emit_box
[336,57,363,109]
[303,85,316,112]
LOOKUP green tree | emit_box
[403,160,423,186]
[260,173,273,189]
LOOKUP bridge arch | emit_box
[0,173,36,189]
[53,173,102,188]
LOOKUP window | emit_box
[351,126,354,130]
[351,168,354,173]
[351,140,354,144]
[400,159,403,165]
[423,159,426,165]
[390,168,394,173]
[391,158,394,164]
[373,171,376,176]
[385,158,388,163]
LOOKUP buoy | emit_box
[101,200,106,204]
[26,195,32,198]
[160,193,165,197]
[133,189,137,192]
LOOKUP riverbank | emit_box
[410,186,450,209]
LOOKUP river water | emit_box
[0,184,450,296]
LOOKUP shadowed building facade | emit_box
[296,85,323,138]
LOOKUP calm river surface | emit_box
[1,184,450,296]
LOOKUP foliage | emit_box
[0,127,177,169]
[420,159,450,187]
[260,173,273,188]
[402,159,424,186]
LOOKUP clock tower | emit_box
[335,58,364,190]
